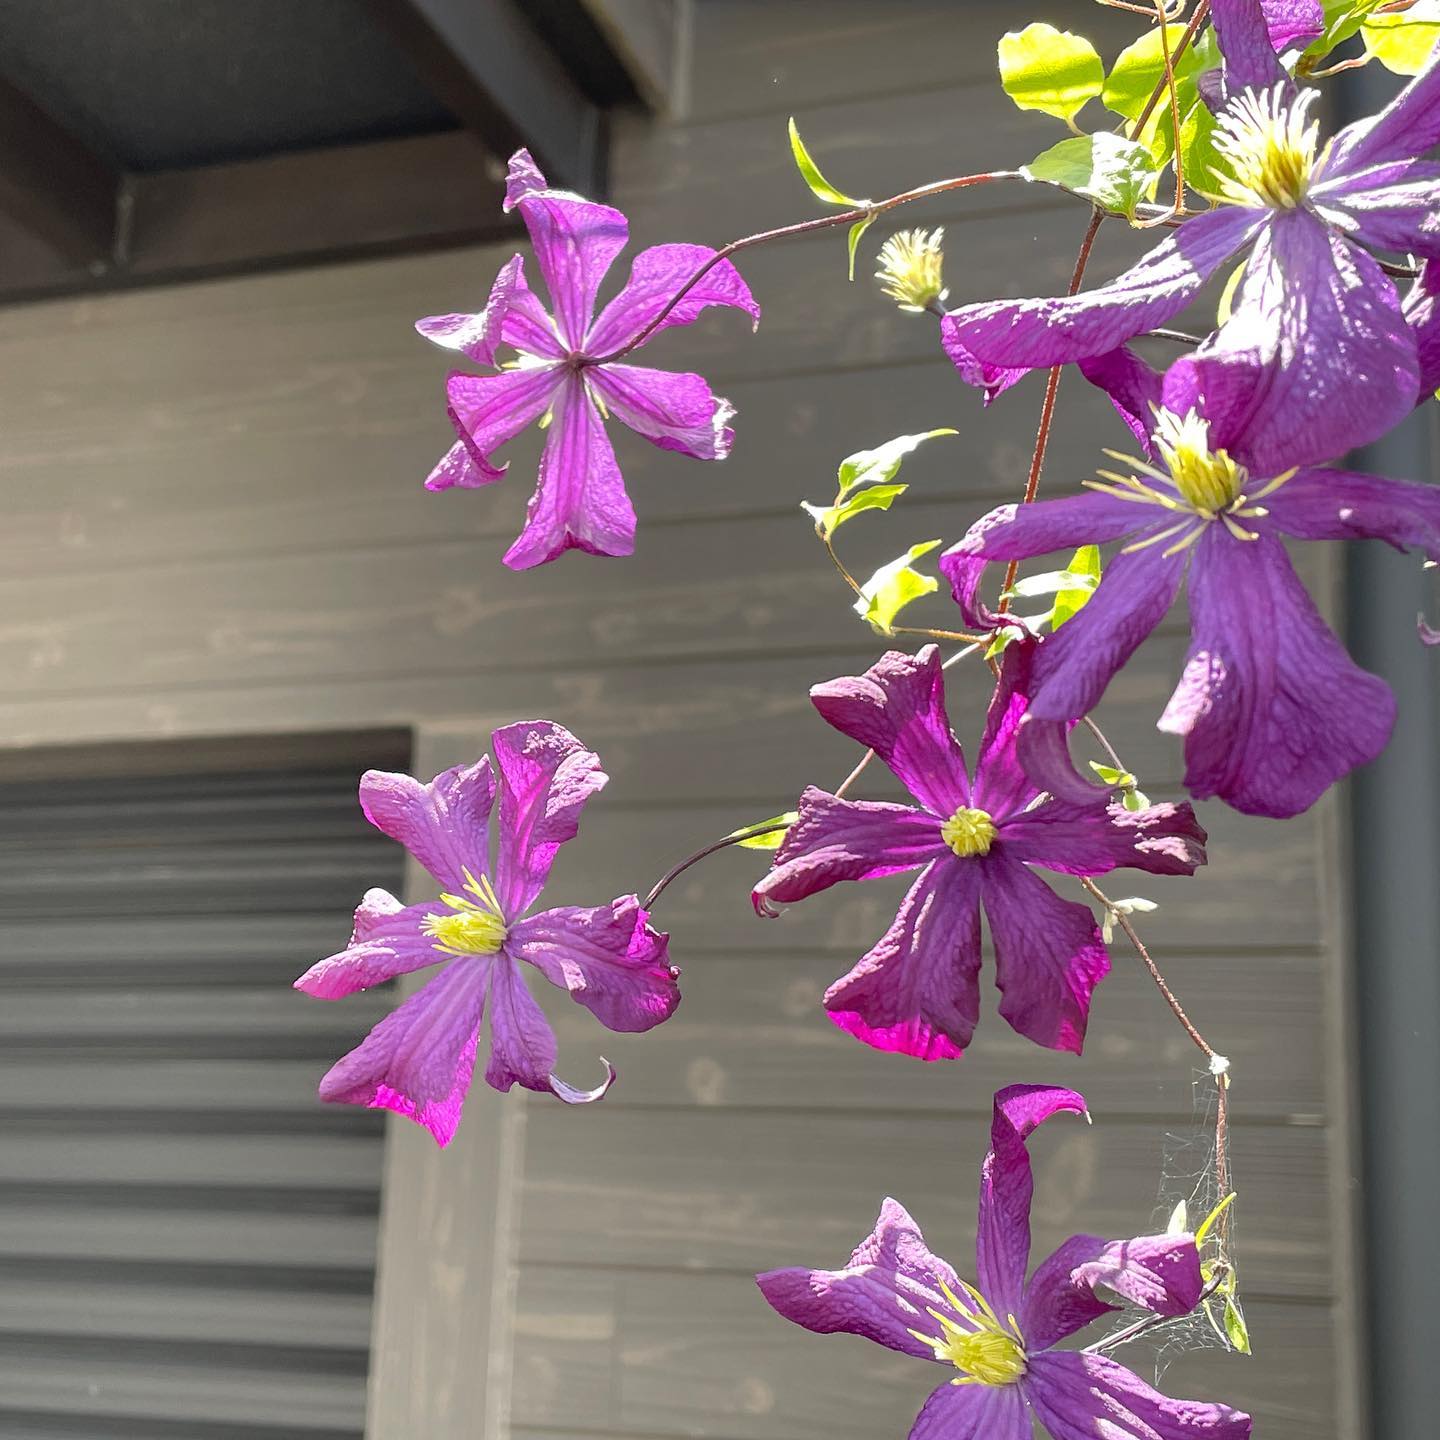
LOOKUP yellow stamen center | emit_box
[942,806,997,858]
[421,869,508,956]
[875,227,948,312]
[1153,409,1247,516]
[908,1279,1028,1387]
[1212,85,1321,211]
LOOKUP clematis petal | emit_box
[416,254,564,366]
[755,1196,963,1362]
[491,719,607,918]
[426,438,502,491]
[908,1380,1031,1440]
[295,888,445,998]
[939,318,1031,404]
[1263,466,1440,558]
[751,787,947,913]
[810,647,971,817]
[980,853,1110,1054]
[358,759,496,892]
[1024,1351,1251,1440]
[1021,1232,1204,1351]
[1079,346,1164,461]
[501,149,629,349]
[970,637,1045,823]
[507,895,679,1033]
[1027,544,1187,725]
[1163,528,1395,817]
[824,859,983,1061]
[976,1084,1089,1323]
[940,494,1148,633]
[587,363,737,461]
[997,797,1207,878]
[1174,212,1418,473]
[1261,0,1323,52]
[1326,53,1440,175]
[1313,160,1440,260]
[942,207,1263,377]
[317,957,488,1147]
[502,375,638,569]
[443,364,564,484]
[1405,259,1440,396]
[584,243,760,355]
[1210,0,1290,96]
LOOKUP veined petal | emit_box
[810,647,972,817]
[908,1381,1030,1440]
[1164,527,1395,817]
[824,859,983,1061]
[980,853,1110,1054]
[358,759,495,892]
[416,254,561,366]
[1326,53,1440,175]
[317,957,488,1147]
[585,243,760,355]
[941,494,1148,633]
[502,149,629,349]
[942,208,1263,373]
[1261,0,1323,52]
[1024,1351,1251,1440]
[1313,160,1440,260]
[491,719,607,919]
[587,363,737,461]
[997,797,1207,878]
[752,787,947,912]
[1021,1231,1204,1351]
[939,317,1031,404]
[294,889,444,998]
[484,954,561,1097]
[1210,0,1290,96]
[425,438,503,492]
[1027,544,1187,725]
[1174,212,1418,473]
[970,637,1045,823]
[444,364,564,483]
[507,895,679,1033]
[502,375,638,569]
[1264,466,1440,559]
[1405,259,1440,397]
[755,1196,963,1362]
[1079,347,1163,461]
[976,1084,1089,1324]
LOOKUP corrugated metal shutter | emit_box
[0,740,406,1439]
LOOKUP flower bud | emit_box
[874,228,948,312]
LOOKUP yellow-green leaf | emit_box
[1223,1295,1252,1354]
[1363,0,1440,73]
[854,540,942,634]
[1053,544,1102,627]
[1022,133,1159,219]
[1195,1191,1238,1247]
[788,117,860,206]
[847,214,874,281]
[803,483,908,538]
[838,429,956,496]
[998,23,1104,123]
[728,812,799,849]
[1102,24,1205,122]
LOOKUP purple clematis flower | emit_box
[943,344,1440,819]
[942,0,1438,457]
[757,1084,1251,1440]
[751,644,1205,1059]
[294,721,679,1146]
[418,149,760,569]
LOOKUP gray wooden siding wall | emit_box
[0,4,1359,1438]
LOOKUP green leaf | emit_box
[1052,544,1102,627]
[998,23,1104,123]
[1363,1,1440,73]
[1166,1199,1189,1235]
[854,540,942,634]
[1088,761,1137,789]
[1102,24,1204,122]
[1023,132,1159,219]
[788,117,860,206]
[728,812,799,850]
[803,483,908,538]
[1223,1296,1252,1355]
[1305,0,1389,63]
[846,214,874,281]
[837,429,956,496]
[1195,1191,1237,1247]
[1006,567,1100,600]
[1121,788,1151,811]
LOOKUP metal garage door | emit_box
[0,734,406,1439]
